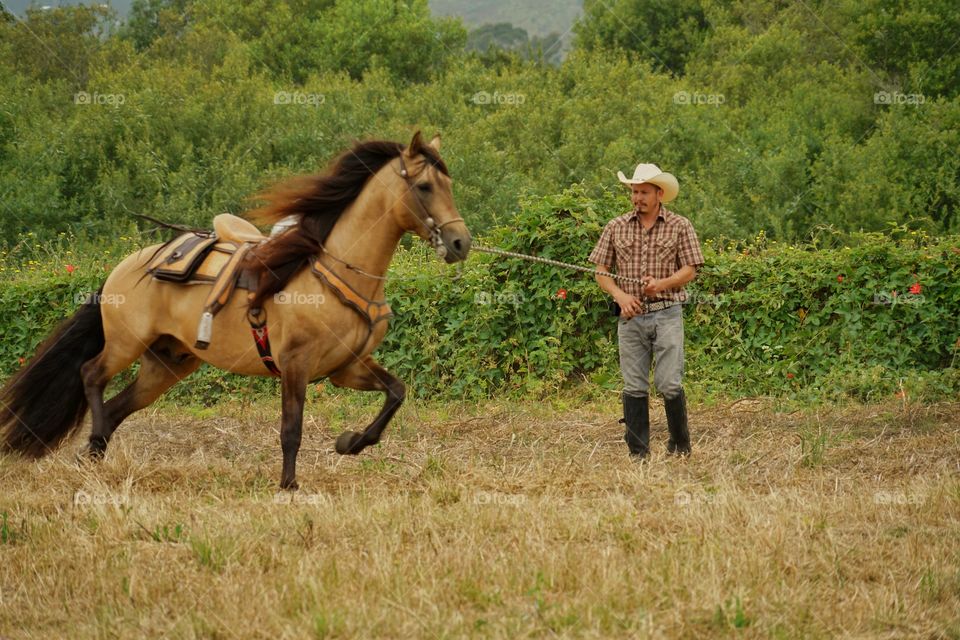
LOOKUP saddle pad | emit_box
[147,232,219,282]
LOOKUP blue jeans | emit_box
[617,304,684,400]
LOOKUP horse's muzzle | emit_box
[441,227,472,263]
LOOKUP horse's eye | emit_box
[416,183,433,193]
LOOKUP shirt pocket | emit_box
[655,235,679,265]
[614,235,636,260]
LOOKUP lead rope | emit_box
[470,245,648,285]
[317,241,647,286]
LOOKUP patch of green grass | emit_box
[713,596,751,630]
[311,610,344,639]
[800,426,828,468]
[0,511,24,544]
[150,522,186,543]
[190,536,228,572]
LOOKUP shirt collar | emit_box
[628,204,668,222]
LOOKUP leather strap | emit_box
[202,242,254,315]
[248,310,281,377]
[311,259,393,327]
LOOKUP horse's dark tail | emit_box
[1,291,105,457]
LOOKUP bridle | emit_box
[396,152,467,261]
[316,151,467,281]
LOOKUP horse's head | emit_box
[391,131,471,263]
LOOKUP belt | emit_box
[640,299,678,314]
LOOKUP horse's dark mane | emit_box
[244,137,448,309]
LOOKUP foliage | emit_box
[1,0,959,404]
[1,0,959,245]
[0,4,117,88]
[465,23,565,66]
[2,189,957,404]
[574,0,710,74]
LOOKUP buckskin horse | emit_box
[0,131,471,489]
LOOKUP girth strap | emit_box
[248,309,281,377]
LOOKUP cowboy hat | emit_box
[617,163,679,203]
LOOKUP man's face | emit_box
[630,183,662,214]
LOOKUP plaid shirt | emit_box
[589,206,704,302]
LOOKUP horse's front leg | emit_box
[329,357,405,455]
[279,369,308,490]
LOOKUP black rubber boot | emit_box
[664,389,691,456]
[619,394,649,458]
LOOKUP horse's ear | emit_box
[427,133,441,151]
[405,130,423,157]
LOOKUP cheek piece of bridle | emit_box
[396,153,468,260]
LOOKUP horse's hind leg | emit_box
[329,357,405,456]
[83,336,200,457]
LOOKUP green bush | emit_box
[2,188,958,404]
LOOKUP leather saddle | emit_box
[144,213,391,361]
[146,214,268,349]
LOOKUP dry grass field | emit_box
[1,392,958,639]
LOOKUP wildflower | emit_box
[18,357,25,366]
[65,264,75,274]
[786,372,795,379]
[909,282,922,295]
[556,288,567,300]
[837,274,844,283]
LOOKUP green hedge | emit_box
[2,187,959,403]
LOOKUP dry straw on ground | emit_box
[1,394,958,638]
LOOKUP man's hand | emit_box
[616,292,644,319]
[642,276,664,297]
[595,266,648,319]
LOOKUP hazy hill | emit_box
[428,0,583,39]
[2,0,133,16]
[4,0,584,37]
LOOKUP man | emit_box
[589,163,704,459]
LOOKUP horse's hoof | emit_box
[335,431,364,455]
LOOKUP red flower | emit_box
[556,288,567,300]
[18,357,25,366]
[837,274,844,282]
[65,264,75,274]
[909,282,922,295]
[786,372,795,379]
